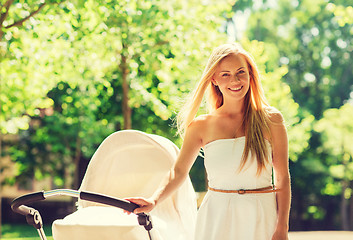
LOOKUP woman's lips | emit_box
[228,86,243,92]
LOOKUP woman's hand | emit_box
[124,197,156,215]
[271,226,289,240]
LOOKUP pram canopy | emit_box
[52,130,197,240]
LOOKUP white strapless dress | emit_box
[195,137,277,240]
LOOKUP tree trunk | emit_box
[341,180,349,230]
[349,181,353,231]
[0,134,2,238]
[73,136,82,190]
[121,46,131,129]
[0,187,2,239]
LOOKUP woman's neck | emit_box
[217,99,245,117]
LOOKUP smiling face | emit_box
[212,54,250,103]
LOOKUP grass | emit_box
[2,224,53,240]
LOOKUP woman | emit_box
[126,43,291,240]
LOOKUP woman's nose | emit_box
[230,75,240,82]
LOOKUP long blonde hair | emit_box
[177,43,272,174]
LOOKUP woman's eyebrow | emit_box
[220,67,245,73]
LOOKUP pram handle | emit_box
[11,191,45,216]
[11,189,140,215]
[80,191,139,213]
[11,189,152,240]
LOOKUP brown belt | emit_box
[208,186,279,194]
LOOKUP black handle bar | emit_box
[11,189,152,240]
[11,191,46,216]
[11,190,140,216]
[80,191,140,213]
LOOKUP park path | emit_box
[289,231,353,240]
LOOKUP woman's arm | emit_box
[269,111,291,240]
[127,119,203,214]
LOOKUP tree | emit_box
[0,0,65,236]
[90,0,233,129]
[1,0,66,133]
[315,103,353,230]
[0,0,63,40]
[2,0,232,194]
[243,0,353,119]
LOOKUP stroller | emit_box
[11,130,197,240]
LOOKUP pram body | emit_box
[12,130,197,240]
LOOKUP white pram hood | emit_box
[52,130,197,240]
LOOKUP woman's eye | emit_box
[237,70,245,74]
[222,73,230,77]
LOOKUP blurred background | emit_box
[0,0,353,238]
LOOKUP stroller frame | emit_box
[11,189,153,240]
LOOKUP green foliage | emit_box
[315,103,353,182]
[0,0,67,134]
[2,0,231,189]
[327,3,353,26]
[245,0,353,119]
[4,76,117,188]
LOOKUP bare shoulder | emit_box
[186,114,214,144]
[265,106,285,125]
[265,108,289,171]
[189,114,213,129]
[265,107,287,143]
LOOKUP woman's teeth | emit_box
[229,86,242,91]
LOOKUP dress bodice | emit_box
[196,137,277,240]
[203,137,273,190]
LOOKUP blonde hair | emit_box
[177,43,272,174]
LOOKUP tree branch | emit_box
[0,0,14,27]
[5,2,47,29]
